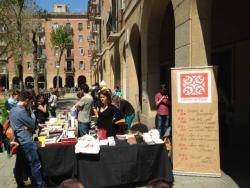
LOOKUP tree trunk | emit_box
[32,31,39,95]
[17,0,24,90]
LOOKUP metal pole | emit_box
[56,66,59,90]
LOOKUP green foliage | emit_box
[50,26,72,50]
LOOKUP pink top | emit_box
[155,92,170,115]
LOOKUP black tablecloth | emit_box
[38,145,75,186]
[73,140,173,188]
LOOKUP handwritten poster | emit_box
[171,67,221,177]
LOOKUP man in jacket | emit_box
[9,90,43,188]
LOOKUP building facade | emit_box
[1,4,92,90]
[88,0,250,150]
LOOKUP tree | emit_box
[0,0,42,90]
[50,26,72,90]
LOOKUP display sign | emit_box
[171,66,221,177]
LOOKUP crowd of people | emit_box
[0,80,172,187]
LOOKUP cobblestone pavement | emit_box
[0,93,242,188]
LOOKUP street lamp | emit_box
[55,49,60,90]
[56,63,60,90]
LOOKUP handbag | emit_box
[2,119,10,133]
[97,128,107,140]
[2,119,14,141]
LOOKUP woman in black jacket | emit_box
[94,89,124,137]
[35,94,49,124]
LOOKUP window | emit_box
[78,35,83,43]
[52,23,59,30]
[66,23,71,29]
[57,5,62,12]
[78,23,83,30]
[79,61,85,70]
[27,62,32,70]
[79,48,85,56]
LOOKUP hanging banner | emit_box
[171,66,221,177]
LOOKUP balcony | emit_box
[107,32,120,42]
[90,0,98,6]
[37,27,45,35]
[64,67,75,74]
[89,15,95,21]
[88,50,92,57]
[66,41,74,47]
[92,26,98,34]
[37,53,46,61]
[87,36,95,43]
[65,53,74,60]
[38,40,45,47]
[37,68,45,74]
[95,14,102,23]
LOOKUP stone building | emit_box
[0,4,91,90]
[88,0,250,165]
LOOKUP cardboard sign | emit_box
[171,67,221,177]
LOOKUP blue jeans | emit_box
[21,142,43,188]
[125,113,135,130]
[78,122,90,136]
[157,115,171,138]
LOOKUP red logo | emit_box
[180,73,208,98]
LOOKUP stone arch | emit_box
[25,76,34,89]
[0,75,9,89]
[53,76,62,88]
[114,44,121,88]
[101,60,105,80]
[65,75,74,88]
[110,55,115,89]
[12,77,20,89]
[129,23,142,111]
[78,75,86,87]
[38,76,45,89]
[142,0,175,110]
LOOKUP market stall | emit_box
[34,116,173,187]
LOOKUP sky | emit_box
[36,0,88,13]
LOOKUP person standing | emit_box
[35,94,49,124]
[94,90,124,137]
[155,84,171,138]
[48,90,57,117]
[5,90,20,111]
[9,90,43,188]
[113,86,122,97]
[112,96,135,130]
[91,82,100,108]
[76,84,93,136]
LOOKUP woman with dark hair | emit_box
[112,96,135,130]
[35,94,49,124]
[93,89,124,137]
